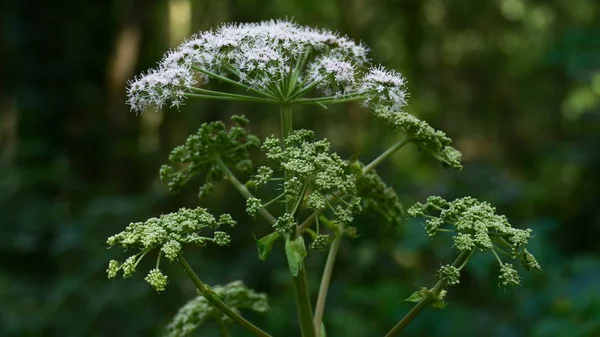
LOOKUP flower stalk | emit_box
[384,250,472,337]
[280,104,317,337]
[177,254,272,337]
[313,223,343,335]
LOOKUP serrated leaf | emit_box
[285,235,307,277]
[256,232,281,261]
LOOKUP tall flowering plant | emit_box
[106,20,541,337]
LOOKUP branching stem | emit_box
[313,225,344,335]
[215,156,276,224]
[177,254,272,337]
[363,136,409,173]
[384,250,472,337]
[192,66,278,99]
[280,104,316,337]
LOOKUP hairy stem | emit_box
[177,254,272,337]
[384,250,471,337]
[280,104,316,337]
[313,225,343,335]
[215,156,276,224]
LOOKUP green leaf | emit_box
[285,235,307,277]
[432,289,448,309]
[319,322,327,337]
[403,288,427,303]
[256,232,281,261]
[432,299,448,309]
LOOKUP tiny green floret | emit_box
[213,231,232,246]
[160,115,259,197]
[408,196,540,288]
[438,265,460,287]
[253,166,274,186]
[373,108,463,170]
[273,213,296,234]
[246,197,263,217]
[105,207,234,290]
[145,268,169,292]
[499,263,521,286]
[258,130,361,227]
[351,161,405,225]
[309,234,331,252]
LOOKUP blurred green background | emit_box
[1,0,599,336]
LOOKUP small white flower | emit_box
[358,66,408,111]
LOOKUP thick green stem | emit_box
[215,156,277,224]
[280,105,293,149]
[293,266,317,337]
[362,137,409,173]
[313,225,343,336]
[384,250,472,337]
[177,254,272,337]
[280,104,317,337]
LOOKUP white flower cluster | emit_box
[359,66,408,111]
[126,19,413,114]
[128,20,372,112]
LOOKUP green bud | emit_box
[309,234,331,252]
[499,263,520,286]
[145,268,168,292]
[438,265,460,286]
[245,197,262,217]
[273,213,296,234]
[213,231,232,246]
[107,260,120,279]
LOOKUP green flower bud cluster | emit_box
[166,280,269,337]
[373,108,462,170]
[260,130,361,224]
[145,268,169,292]
[350,161,405,225]
[273,213,296,234]
[309,234,331,251]
[253,166,274,186]
[499,263,520,286]
[438,265,460,287]
[159,115,260,198]
[408,196,541,286]
[245,197,262,217]
[106,207,235,291]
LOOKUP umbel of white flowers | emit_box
[126,19,407,113]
